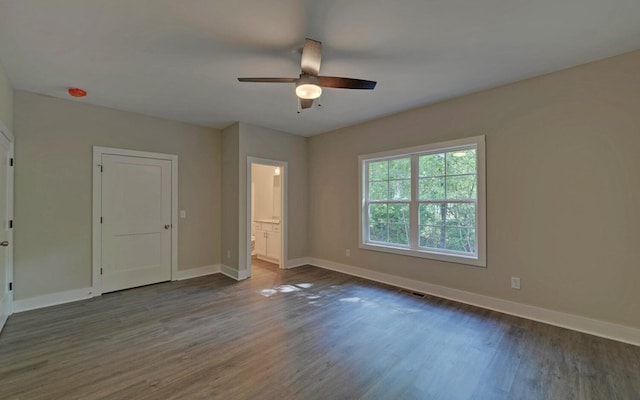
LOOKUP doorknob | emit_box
[164,225,171,229]
[0,241,8,247]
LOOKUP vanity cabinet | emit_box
[255,227,267,256]
[254,221,280,263]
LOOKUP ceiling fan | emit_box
[238,38,377,111]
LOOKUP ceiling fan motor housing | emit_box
[295,73,322,99]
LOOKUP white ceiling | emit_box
[1,0,639,136]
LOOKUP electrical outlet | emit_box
[511,277,521,290]
[180,210,186,219]
[346,249,351,257]
[227,250,231,259]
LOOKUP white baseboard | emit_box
[221,265,249,281]
[220,264,237,280]
[0,313,7,333]
[14,265,222,313]
[174,264,221,280]
[285,257,311,269]
[308,258,640,347]
[0,294,10,330]
[14,287,95,313]
[239,269,249,280]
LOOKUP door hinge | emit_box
[9,282,12,291]
[8,219,12,229]
[100,268,103,275]
[98,164,103,172]
[100,217,103,224]
[9,158,14,167]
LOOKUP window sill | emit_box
[359,242,486,267]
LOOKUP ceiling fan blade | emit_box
[238,77,298,83]
[301,38,322,76]
[318,76,377,90]
[300,98,314,109]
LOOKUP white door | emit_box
[0,130,13,331]
[101,154,172,293]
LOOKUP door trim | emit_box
[246,157,287,277]
[0,120,14,329]
[92,146,178,295]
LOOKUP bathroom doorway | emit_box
[246,158,287,277]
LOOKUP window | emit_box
[359,136,486,267]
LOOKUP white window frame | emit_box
[358,135,486,267]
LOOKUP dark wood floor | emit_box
[1,264,639,400]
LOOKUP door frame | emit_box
[92,146,178,295]
[0,120,14,329]
[246,157,287,276]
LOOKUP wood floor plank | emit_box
[1,264,639,399]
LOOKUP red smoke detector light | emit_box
[68,87,87,97]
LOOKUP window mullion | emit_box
[363,162,370,243]
[409,155,419,250]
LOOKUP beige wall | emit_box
[0,61,12,130]
[235,123,308,273]
[221,123,240,270]
[309,50,640,329]
[14,91,222,300]
[221,123,308,274]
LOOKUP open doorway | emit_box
[246,158,287,277]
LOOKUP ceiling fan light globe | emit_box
[296,83,322,99]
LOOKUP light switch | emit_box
[180,210,186,219]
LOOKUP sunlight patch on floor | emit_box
[295,283,313,289]
[258,282,314,298]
